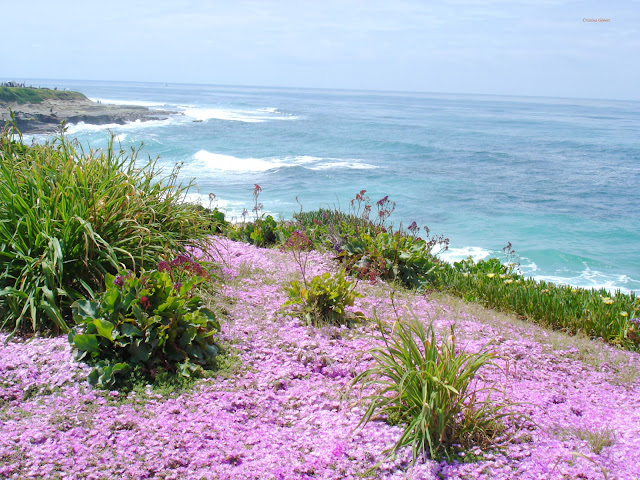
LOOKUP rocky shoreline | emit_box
[0,96,179,134]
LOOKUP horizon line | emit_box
[2,76,639,104]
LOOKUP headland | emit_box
[0,82,177,134]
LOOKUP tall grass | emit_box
[0,124,215,335]
[354,314,509,462]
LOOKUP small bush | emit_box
[68,256,219,389]
[283,269,364,327]
[226,215,277,247]
[354,316,509,462]
[0,126,214,335]
[340,231,445,288]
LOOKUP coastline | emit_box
[5,80,638,294]
[0,95,180,134]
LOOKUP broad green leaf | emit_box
[72,299,101,322]
[179,326,197,348]
[128,339,152,363]
[92,318,115,341]
[120,322,142,338]
[73,334,100,354]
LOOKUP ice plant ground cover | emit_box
[1,239,640,479]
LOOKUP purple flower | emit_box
[331,442,346,458]
[630,317,640,326]
[158,261,171,272]
[408,221,419,233]
[170,255,190,267]
[376,195,389,206]
[113,275,124,287]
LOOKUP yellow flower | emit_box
[486,273,496,279]
[499,274,507,279]
[504,279,513,284]
[462,272,470,277]
[571,288,579,293]
[602,297,614,305]
[621,311,628,317]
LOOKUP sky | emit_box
[2,0,639,100]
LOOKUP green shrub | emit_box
[283,269,364,326]
[340,231,443,288]
[354,316,509,462]
[288,192,449,288]
[192,201,228,233]
[0,126,214,335]
[68,256,219,388]
[226,215,277,247]
[224,184,278,247]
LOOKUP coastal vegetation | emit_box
[0,125,214,336]
[223,187,640,352]
[69,257,220,389]
[0,86,87,104]
[1,126,639,478]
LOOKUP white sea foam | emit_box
[64,118,179,135]
[533,269,637,295]
[192,151,375,173]
[182,193,280,222]
[89,97,167,108]
[180,106,296,123]
[193,151,288,172]
[439,246,493,264]
[286,155,320,164]
[182,192,234,210]
[309,161,379,170]
[441,246,636,293]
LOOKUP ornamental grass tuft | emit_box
[0,124,216,336]
[354,313,511,463]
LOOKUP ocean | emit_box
[15,79,640,293]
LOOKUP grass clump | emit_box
[0,125,217,335]
[353,314,509,462]
[554,425,616,454]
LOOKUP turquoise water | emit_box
[18,79,640,293]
